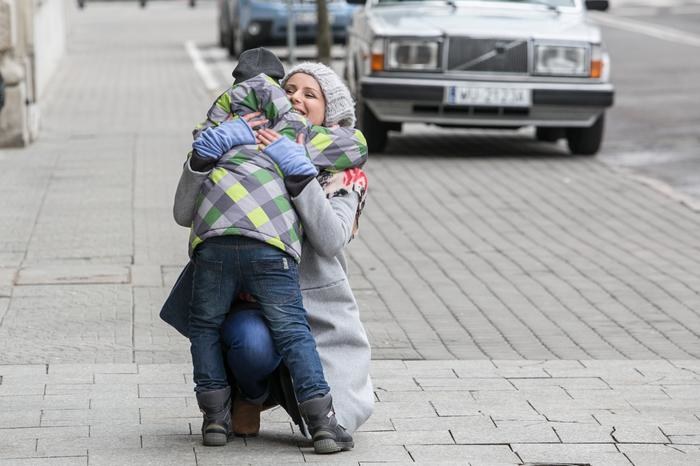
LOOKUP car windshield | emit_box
[376,0,577,7]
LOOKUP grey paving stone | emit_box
[0,426,89,442]
[611,424,670,443]
[87,446,196,466]
[0,385,45,396]
[0,440,37,459]
[303,444,412,463]
[392,415,494,432]
[48,364,137,376]
[36,435,141,456]
[32,395,90,410]
[471,386,572,403]
[371,377,422,392]
[407,445,520,463]
[15,265,130,285]
[90,396,187,410]
[451,421,559,444]
[138,383,195,399]
[0,410,41,429]
[194,445,304,465]
[416,377,515,391]
[354,430,454,446]
[131,265,163,287]
[0,458,88,466]
[567,386,671,403]
[432,398,542,420]
[0,365,47,377]
[45,383,137,399]
[139,406,200,423]
[508,377,610,390]
[618,443,700,466]
[88,419,191,437]
[512,442,628,465]
[551,423,616,443]
[40,408,140,427]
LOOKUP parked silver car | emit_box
[344,0,614,154]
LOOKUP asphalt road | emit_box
[592,1,700,201]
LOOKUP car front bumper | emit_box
[248,5,354,41]
[360,76,614,128]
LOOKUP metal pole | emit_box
[286,0,296,65]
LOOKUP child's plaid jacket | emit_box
[188,74,367,262]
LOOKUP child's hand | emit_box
[256,129,306,148]
[193,118,257,159]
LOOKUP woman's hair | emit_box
[281,62,356,128]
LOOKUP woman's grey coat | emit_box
[173,162,374,433]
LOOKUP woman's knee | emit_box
[220,309,276,360]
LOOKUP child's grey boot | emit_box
[196,387,232,446]
[299,393,354,454]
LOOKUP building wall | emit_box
[0,0,68,147]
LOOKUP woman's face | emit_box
[284,73,326,126]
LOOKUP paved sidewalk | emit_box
[0,2,699,465]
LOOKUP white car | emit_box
[344,0,614,154]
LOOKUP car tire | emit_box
[566,114,605,156]
[359,102,389,153]
[535,127,564,142]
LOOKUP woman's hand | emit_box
[241,111,268,131]
[257,128,305,147]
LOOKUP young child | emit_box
[184,50,367,454]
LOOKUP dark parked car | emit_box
[218,0,357,56]
[0,72,5,112]
[344,0,614,154]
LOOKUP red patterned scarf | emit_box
[317,168,368,238]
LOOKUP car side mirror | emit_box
[345,0,366,4]
[585,0,609,11]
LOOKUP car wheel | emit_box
[359,101,389,153]
[566,114,605,156]
[535,127,564,142]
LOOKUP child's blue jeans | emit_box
[189,236,329,402]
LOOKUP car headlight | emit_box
[384,39,441,71]
[534,44,588,77]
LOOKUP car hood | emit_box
[367,4,601,42]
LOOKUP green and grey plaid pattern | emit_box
[189,74,367,260]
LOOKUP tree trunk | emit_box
[316,0,332,65]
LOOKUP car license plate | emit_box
[446,86,531,107]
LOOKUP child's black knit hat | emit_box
[232,48,285,83]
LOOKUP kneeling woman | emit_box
[163,62,373,443]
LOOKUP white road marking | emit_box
[590,12,700,47]
[184,40,221,92]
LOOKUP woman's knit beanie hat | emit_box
[281,62,356,128]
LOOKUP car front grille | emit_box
[447,37,529,74]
